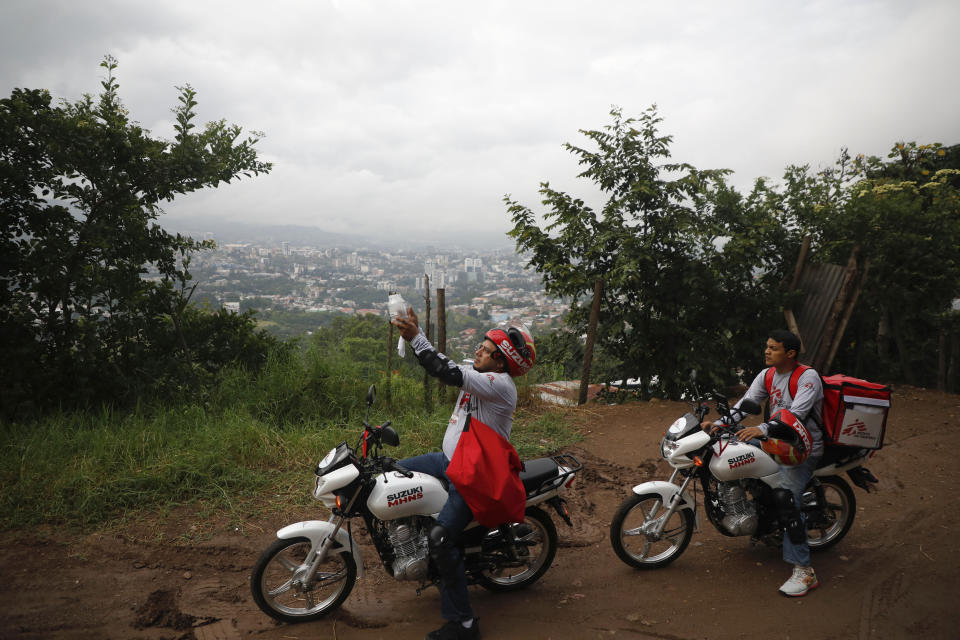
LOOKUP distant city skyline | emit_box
[186,235,560,347]
[4,1,959,243]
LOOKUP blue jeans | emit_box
[775,455,820,567]
[400,452,475,622]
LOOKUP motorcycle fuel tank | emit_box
[709,439,781,481]
[367,471,448,520]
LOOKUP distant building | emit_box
[459,257,484,284]
[419,259,448,290]
[415,273,447,290]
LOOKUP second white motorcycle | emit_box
[610,374,878,569]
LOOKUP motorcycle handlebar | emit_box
[384,457,414,478]
[711,429,768,444]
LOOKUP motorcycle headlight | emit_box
[317,447,337,471]
[667,417,687,435]
[661,437,681,459]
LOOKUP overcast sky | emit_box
[3,0,959,245]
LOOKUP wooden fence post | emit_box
[437,288,447,405]
[386,321,393,407]
[423,275,432,411]
[938,324,948,392]
[949,329,959,393]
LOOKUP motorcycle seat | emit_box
[518,458,560,495]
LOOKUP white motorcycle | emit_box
[251,385,582,622]
[610,375,878,569]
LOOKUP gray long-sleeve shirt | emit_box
[731,367,825,457]
[410,330,517,460]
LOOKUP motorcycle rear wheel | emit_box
[806,475,856,551]
[475,506,558,592]
[610,493,694,569]
[250,536,357,623]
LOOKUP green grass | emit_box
[511,405,585,459]
[0,349,581,530]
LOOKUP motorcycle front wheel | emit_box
[806,475,856,551]
[475,506,558,592]
[250,536,357,623]
[610,493,694,569]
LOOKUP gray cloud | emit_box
[3,0,959,242]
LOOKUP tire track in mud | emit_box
[552,446,658,548]
[50,532,267,637]
[133,588,219,632]
[81,530,255,574]
[564,445,658,492]
[858,569,900,640]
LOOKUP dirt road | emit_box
[2,386,958,640]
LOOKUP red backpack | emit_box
[445,414,526,527]
[763,367,891,450]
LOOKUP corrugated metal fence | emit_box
[793,262,848,365]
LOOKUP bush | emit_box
[0,306,582,529]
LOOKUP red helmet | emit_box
[485,320,536,377]
[761,409,812,466]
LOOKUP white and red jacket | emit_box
[723,366,825,457]
[409,329,517,460]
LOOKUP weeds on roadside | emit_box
[0,346,580,531]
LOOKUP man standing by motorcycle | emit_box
[702,330,824,596]
[392,307,536,640]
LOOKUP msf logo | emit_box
[770,386,784,409]
[387,486,423,508]
[842,419,869,438]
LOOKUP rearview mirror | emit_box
[381,426,400,447]
[366,384,376,407]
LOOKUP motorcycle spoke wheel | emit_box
[610,493,694,569]
[251,536,356,623]
[476,507,558,592]
[806,476,856,552]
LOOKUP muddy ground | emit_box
[2,386,958,640]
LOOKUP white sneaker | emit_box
[778,566,819,597]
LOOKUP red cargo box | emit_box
[821,375,891,449]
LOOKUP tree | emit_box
[507,106,771,398]
[728,141,960,388]
[825,143,960,385]
[0,56,274,416]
